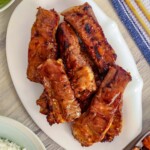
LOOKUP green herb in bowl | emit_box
[0,0,11,9]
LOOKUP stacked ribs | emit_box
[27,3,131,147]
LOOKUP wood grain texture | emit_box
[0,0,149,150]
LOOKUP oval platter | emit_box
[6,0,143,149]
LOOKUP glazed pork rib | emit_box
[57,22,96,102]
[72,65,131,146]
[27,7,59,83]
[62,3,117,73]
[38,59,81,125]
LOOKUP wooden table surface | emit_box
[0,0,149,149]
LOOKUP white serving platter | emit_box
[6,0,143,149]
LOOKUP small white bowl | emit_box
[0,116,46,150]
[0,0,15,12]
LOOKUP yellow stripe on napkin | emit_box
[125,0,150,36]
[135,0,150,21]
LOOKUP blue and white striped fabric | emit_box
[112,0,150,64]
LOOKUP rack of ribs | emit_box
[38,59,81,125]
[62,3,117,73]
[27,7,59,83]
[72,65,131,146]
[57,22,96,102]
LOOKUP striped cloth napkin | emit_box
[112,0,150,63]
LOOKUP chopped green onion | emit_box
[0,0,11,9]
